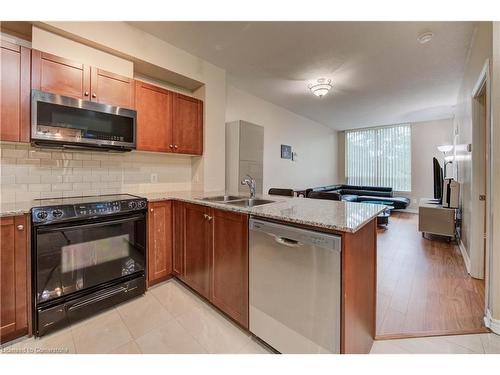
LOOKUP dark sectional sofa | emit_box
[306,184,410,209]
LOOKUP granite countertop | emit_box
[0,201,34,218]
[0,191,385,233]
[142,191,385,233]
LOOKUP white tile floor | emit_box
[2,278,499,354]
[2,279,272,354]
[370,333,500,354]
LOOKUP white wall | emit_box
[225,85,338,192]
[454,22,492,259]
[408,119,454,210]
[488,22,500,330]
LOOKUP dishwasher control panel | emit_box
[249,218,341,251]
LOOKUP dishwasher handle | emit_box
[271,234,303,248]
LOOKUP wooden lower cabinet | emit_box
[341,218,377,354]
[177,202,249,328]
[172,200,184,276]
[147,201,173,286]
[181,203,211,299]
[0,215,29,344]
[211,209,249,328]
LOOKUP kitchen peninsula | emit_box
[146,192,381,354]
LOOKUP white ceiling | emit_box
[129,22,476,130]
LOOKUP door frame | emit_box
[470,59,491,311]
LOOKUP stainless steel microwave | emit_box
[31,90,137,152]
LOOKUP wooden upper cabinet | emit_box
[1,41,31,143]
[173,93,203,155]
[32,49,90,100]
[0,215,29,344]
[182,202,211,299]
[211,209,249,328]
[91,68,134,109]
[135,81,173,152]
[147,201,173,286]
[32,50,134,109]
[25,49,204,153]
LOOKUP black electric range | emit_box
[31,194,148,336]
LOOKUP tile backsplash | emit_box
[0,142,193,203]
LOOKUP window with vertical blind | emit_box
[345,124,411,192]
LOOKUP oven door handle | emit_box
[36,214,145,233]
[67,286,127,312]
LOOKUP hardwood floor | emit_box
[376,212,486,339]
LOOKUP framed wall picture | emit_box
[281,144,292,159]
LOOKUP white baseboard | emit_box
[459,240,471,274]
[484,309,500,334]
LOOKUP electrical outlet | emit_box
[151,173,158,183]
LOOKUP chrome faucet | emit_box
[241,174,256,199]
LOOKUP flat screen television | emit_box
[433,157,444,202]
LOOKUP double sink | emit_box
[198,195,275,208]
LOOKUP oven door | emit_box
[34,213,146,305]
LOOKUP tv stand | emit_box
[418,198,457,240]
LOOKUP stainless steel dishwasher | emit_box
[249,217,342,354]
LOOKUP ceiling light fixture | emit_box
[308,78,333,98]
[417,31,434,44]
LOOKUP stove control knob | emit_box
[128,201,137,209]
[52,209,63,218]
[37,211,48,220]
[137,201,146,209]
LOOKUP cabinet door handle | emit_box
[92,93,97,98]
[84,91,89,97]
[150,208,154,212]
[169,144,174,148]
[174,145,178,149]
[17,224,24,231]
